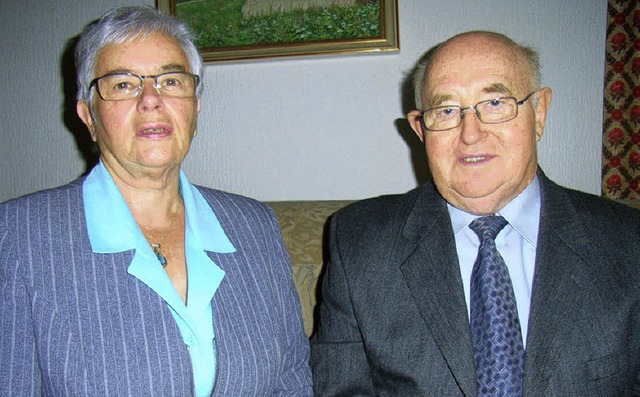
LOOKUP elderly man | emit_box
[311,31,640,396]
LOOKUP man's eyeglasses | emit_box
[417,91,538,132]
[89,72,200,101]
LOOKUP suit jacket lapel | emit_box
[523,172,594,394]
[399,185,477,396]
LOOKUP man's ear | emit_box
[533,87,552,142]
[76,101,97,142]
[407,110,425,142]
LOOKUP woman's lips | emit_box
[137,123,172,138]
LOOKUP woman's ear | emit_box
[76,101,97,142]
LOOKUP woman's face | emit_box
[77,32,200,180]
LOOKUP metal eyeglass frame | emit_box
[89,72,200,101]
[418,90,538,132]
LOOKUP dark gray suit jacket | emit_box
[311,170,640,396]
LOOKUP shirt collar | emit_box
[83,160,235,254]
[447,176,541,245]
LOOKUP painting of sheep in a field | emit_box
[158,0,397,61]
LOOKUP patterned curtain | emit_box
[602,0,640,200]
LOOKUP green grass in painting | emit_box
[176,0,381,49]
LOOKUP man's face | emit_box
[408,34,551,215]
[77,32,200,180]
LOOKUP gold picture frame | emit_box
[156,0,399,63]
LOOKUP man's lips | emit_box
[460,155,493,164]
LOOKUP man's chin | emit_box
[442,188,508,215]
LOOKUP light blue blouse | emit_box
[83,161,235,396]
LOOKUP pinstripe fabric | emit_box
[0,178,312,396]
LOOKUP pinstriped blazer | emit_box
[0,177,312,396]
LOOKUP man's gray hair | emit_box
[412,31,541,110]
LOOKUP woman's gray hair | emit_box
[75,5,203,103]
[412,31,541,110]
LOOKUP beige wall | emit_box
[0,0,607,202]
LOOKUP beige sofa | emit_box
[267,201,354,337]
[266,200,640,336]
[267,198,640,337]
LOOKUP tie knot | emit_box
[469,215,508,241]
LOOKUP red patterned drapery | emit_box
[602,0,640,200]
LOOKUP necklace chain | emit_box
[140,203,183,268]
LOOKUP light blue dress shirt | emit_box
[82,161,235,396]
[448,177,540,347]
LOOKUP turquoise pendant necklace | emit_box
[151,243,168,267]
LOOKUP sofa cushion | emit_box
[267,200,354,336]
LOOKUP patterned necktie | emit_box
[469,216,524,397]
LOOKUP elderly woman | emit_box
[0,6,311,396]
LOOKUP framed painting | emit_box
[156,0,399,62]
